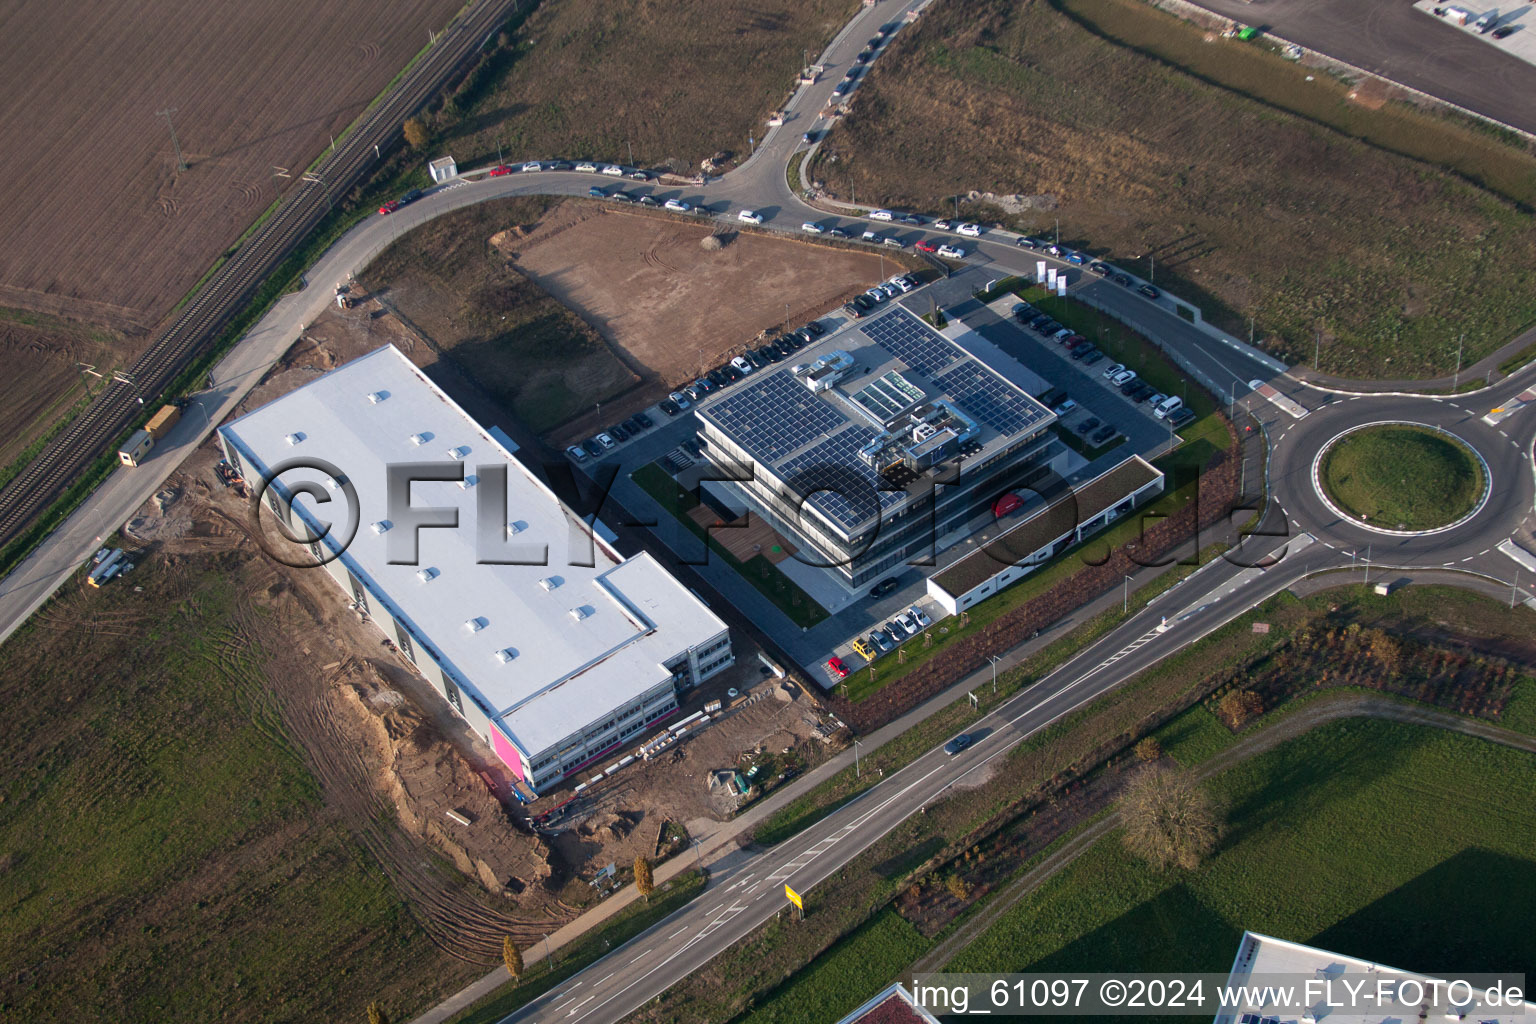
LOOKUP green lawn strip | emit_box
[1319,424,1483,530]
[1498,340,1536,378]
[631,462,829,628]
[755,548,1222,846]
[729,908,931,1024]
[947,718,1536,980]
[443,871,708,1024]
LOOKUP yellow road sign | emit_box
[784,884,803,910]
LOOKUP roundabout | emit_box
[1312,421,1490,536]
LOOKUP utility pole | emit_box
[953,194,959,220]
[1314,329,1321,371]
[1362,544,1372,588]
[628,139,634,166]
[158,107,186,172]
[1454,333,1464,388]
[302,172,331,214]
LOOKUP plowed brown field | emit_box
[0,0,464,432]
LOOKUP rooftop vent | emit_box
[446,445,470,460]
[416,567,439,583]
[366,391,389,404]
[371,520,392,534]
[495,648,518,663]
[507,520,526,536]
[409,432,432,446]
[538,577,561,591]
[459,473,479,490]
[464,617,487,633]
[284,432,305,446]
[569,607,589,622]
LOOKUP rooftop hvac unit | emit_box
[569,607,589,622]
[459,474,478,489]
[464,617,487,633]
[416,567,439,583]
[538,577,559,591]
[507,520,525,536]
[410,433,430,446]
[371,520,392,534]
[495,648,517,663]
[446,445,469,460]
[366,391,388,404]
[284,432,304,446]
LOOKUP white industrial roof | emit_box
[221,346,726,758]
[1219,931,1532,1024]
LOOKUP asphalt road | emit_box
[1186,0,1536,137]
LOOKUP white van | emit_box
[1154,395,1184,420]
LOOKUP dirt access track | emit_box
[498,204,897,438]
[0,0,463,330]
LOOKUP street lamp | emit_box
[692,837,703,868]
[854,738,862,778]
[1123,574,1133,614]
[988,654,1001,695]
[112,371,144,405]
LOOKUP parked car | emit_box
[1113,273,1132,286]
[944,733,973,756]
[956,223,982,237]
[909,605,932,628]
[1155,395,1185,420]
[378,199,402,215]
[900,214,925,226]
[802,130,821,144]
[581,438,603,458]
[937,244,966,258]
[488,164,513,177]
[842,302,865,319]
[637,195,660,207]
[664,198,692,212]
[574,162,598,173]
[1111,369,1138,386]
[521,161,542,172]
[588,186,609,197]
[668,391,691,410]
[827,657,849,680]
[1066,251,1087,265]
[851,636,878,661]
[1138,284,1161,299]
[730,355,755,374]
[827,227,850,239]
[601,164,624,176]
[1170,406,1197,427]
[606,423,628,443]
[882,236,906,248]
[623,416,645,435]
[803,320,826,336]
[1144,391,1168,408]
[895,612,920,636]
[933,219,951,230]
[870,630,894,654]
[870,576,900,597]
[738,209,764,225]
[883,622,906,646]
[862,229,881,242]
[889,275,914,293]
[1126,381,1155,400]
[1103,362,1126,380]
[1092,424,1118,444]
[659,398,681,417]
[1075,417,1100,435]
[1492,24,1516,39]
[628,170,651,180]
[801,221,825,234]
[565,445,588,462]
[1082,350,1105,366]
[916,239,940,253]
[1016,236,1046,249]
[1071,345,1098,362]
[869,209,894,221]
[864,287,886,304]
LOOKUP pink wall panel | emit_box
[491,726,525,782]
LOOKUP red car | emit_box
[378,199,402,215]
[827,657,849,680]
[488,164,513,177]
[915,239,939,253]
[993,492,1023,518]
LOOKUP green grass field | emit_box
[950,719,1536,979]
[1320,425,1484,530]
[0,566,448,1024]
[818,0,1536,378]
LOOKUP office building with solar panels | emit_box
[694,307,1069,587]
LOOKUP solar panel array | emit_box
[851,370,925,423]
[706,370,848,462]
[860,309,963,377]
[932,361,1049,437]
[777,425,903,531]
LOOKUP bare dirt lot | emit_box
[363,197,898,441]
[0,311,124,472]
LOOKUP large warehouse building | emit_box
[694,306,1069,587]
[219,346,733,795]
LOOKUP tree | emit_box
[1217,689,1262,729]
[1366,629,1401,674]
[633,855,654,901]
[945,873,971,900]
[1134,737,1163,763]
[403,117,430,149]
[367,1002,390,1024]
[503,936,523,980]
[1120,764,1221,871]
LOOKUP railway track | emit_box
[0,0,521,551]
